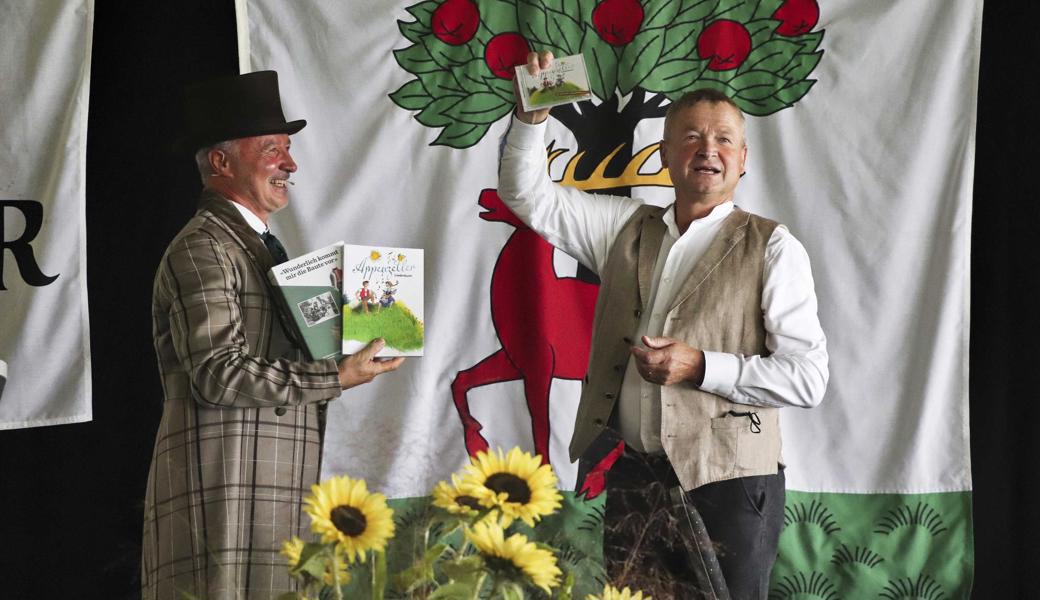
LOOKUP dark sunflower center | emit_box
[456,494,482,511]
[485,473,532,504]
[485,555,523,579]
[330,505,367,536]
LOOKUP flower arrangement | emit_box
[281,446,651,600]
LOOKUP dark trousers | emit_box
[603,447,785,600]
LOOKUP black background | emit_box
[0,2,1034,597]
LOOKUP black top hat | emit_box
[180,70,306,153]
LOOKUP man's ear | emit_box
[209,148,232,177]
[659,140,669,169]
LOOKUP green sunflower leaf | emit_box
[394,560,434,593]
[580,26,619,102]
[389,79,433,111]
[293,542,329,581]
[432,121,492,148]
[394,43,441,75]
[424,543,449,564]
[429,582,481,600]
[499,583,524,600]
[442,554,485,580]
[618,27,666,95]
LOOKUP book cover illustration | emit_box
[342,245,424,357]
[514,53,592,113]
[267,242,344,361]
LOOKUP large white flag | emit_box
[239,0,979,596]
[0,1,94,429]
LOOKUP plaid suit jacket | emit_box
[142,191,342,599]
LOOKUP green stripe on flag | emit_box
[772,491,973,599]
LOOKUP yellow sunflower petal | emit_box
[586,584,650,600]
[303,475,395,564]
[461,447,563,527]
[465,521,562,593]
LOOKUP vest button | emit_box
[623,336,633,344]
[593,418,604,426]
[605,393,614,400]
[613,364,623,373]
[274,407,287,416]
[634,309,642,317]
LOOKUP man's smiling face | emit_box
[220,133,297,222]
[660,101,747,208]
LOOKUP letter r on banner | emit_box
[1,200,59,290]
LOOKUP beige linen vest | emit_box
[569,204,781,490]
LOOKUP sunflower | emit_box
[587,584,651,600]
[431,474,483,518]
[465,520,562,593]
[461,447,562,527]
[370,250,381,260]
[280,537,351,586]
[304,475,395,563]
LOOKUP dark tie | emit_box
[261,230,289,265]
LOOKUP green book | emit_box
[268,242,344,361]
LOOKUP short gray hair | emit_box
[194,140,237,185]
[663,89,746,143]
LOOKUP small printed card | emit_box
[341,244,424,357]
[514,53,593,112]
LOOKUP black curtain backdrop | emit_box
[0,2,1033,597]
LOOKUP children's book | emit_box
[514,53,593,113]
[341,244,424,357]
[267,242,345,361]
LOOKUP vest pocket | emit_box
[708,415,745,476]
[710,413,774,476]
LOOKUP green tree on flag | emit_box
[391,0,823,184]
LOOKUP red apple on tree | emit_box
[484,32,531,79]
[432,0,480,45]
[773,0,820,37]
[697,20,752,71]
[592,0,645,46]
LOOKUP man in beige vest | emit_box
[500,53,828,599]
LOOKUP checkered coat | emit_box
[142,191,342,599]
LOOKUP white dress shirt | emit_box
[498,116,828,453]
[229,200,267,234]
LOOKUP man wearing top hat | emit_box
[141,71,403,600]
